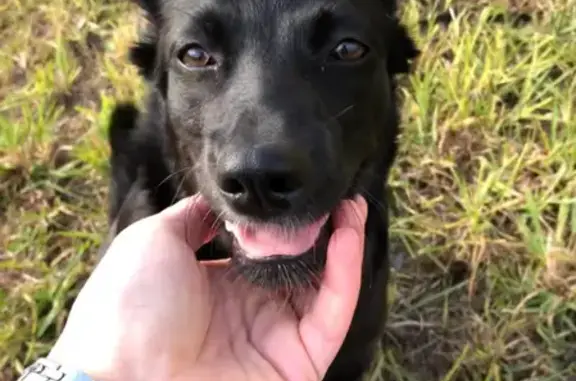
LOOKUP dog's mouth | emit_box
[202,167,365,288]
[214,167,366,265]
[217,212,333,290]
[223,214,330,260]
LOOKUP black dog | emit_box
[103,0,418,379]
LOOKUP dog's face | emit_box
[131,0,418,287]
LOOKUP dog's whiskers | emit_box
[170,168,191,206]
[210,210,227,232]
[155,167,193,191]
[353,165,388,213]
[333,104,355,120]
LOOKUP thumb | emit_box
[155,194,218,250]
[299,196,367,377]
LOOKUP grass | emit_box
[0,0,575,380]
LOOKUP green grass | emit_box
[1,0,575,380]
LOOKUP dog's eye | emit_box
[330,40,368,61]
[178,44,215,68]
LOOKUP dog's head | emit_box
[130,0,418,288]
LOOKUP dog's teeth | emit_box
[224,221,234,232]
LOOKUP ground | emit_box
[0,0,575,380]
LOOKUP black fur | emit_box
[104,0,419,379]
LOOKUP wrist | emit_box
[46,347,126,381]
[46,334,137,381]
[17,358,100,381]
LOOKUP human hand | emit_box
[48,194,368,381]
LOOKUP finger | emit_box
[156,194,218,250]
[299,197,367,376]
[333,195,367,234]
[354,194,368,223]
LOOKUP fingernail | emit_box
[354,194,368,217]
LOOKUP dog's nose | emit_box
[217,146,307,214]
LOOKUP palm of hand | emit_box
[191,267,326,381]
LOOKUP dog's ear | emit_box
[129,0,161,80]
[134,0,161,20]
[387,22,420,74]
[129,36,157,80]
[107,103,139,152]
